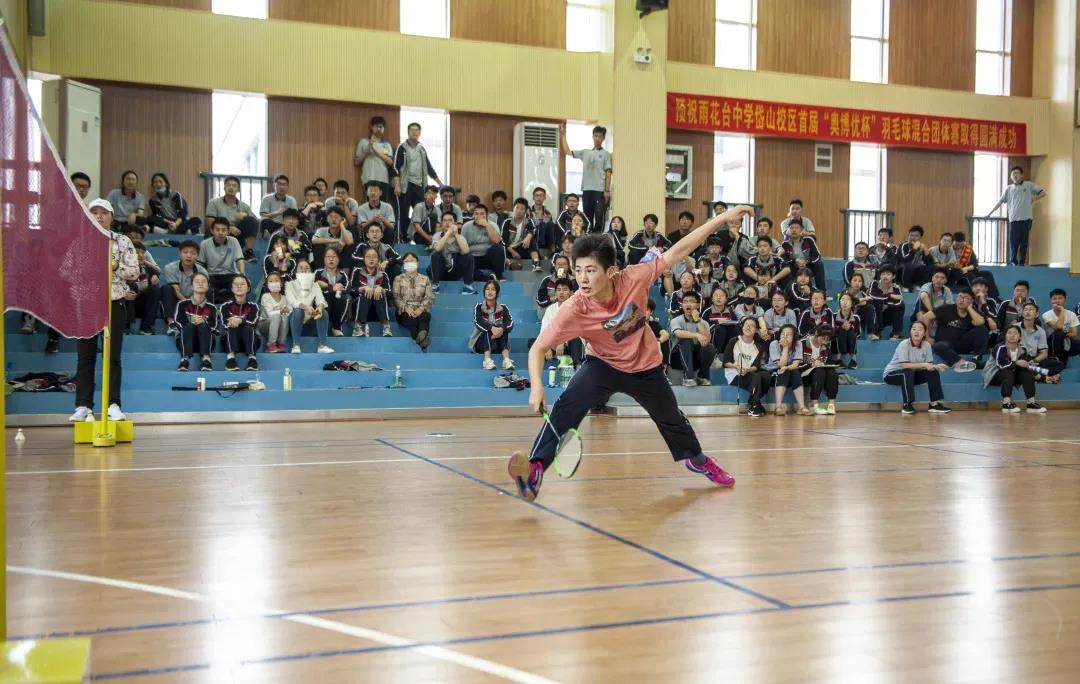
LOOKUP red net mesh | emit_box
[0,32,108,339]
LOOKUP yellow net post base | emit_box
[0,638,90,682]
[73,419,133,446]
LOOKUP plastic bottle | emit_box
[558,364,574,388]
[13,429,25,445]
[547,366,557,388]
[283,368,293,391]
[390,365,406,389]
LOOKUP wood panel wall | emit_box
[887,148,974,240]
[112,0,210,9]
[889,0,975,89]
[268,0,399,31]
[755,139,850,258]
[664,130,713,230]
[1011,0,1034,97]
[667,0,714,65]
[757,0,850,78]
[449,112,525,202]
[99,83,212,214]
[268,98,400,200]
[450,0,564,48]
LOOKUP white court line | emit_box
[7,440,1062,476]
[7,565,559,684]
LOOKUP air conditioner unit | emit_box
[514,122,560,217]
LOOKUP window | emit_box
[212,92,267,176]
[715,0,757,70]
[401,0,449,38]
[975,0,1012,95]
[566,0,613,53]
[401,107,449,184]
[973,153,1007,216]
[211,0,266,19]
[850,0,889,84]
[563,121,613,195]
[712,133,754,205]
[848,143,887,256]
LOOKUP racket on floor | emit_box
[542,410,583,479]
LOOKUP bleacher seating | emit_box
[7,235,1080,422]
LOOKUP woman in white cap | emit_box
[70,198,139,423]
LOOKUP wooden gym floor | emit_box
[7,411,1080,682]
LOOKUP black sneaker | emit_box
[246,356,258,371]
[1001,401,1021,413]
[747,404,765,417]
[225,357,239,371]
[901,403,916,415]
[200,357,213,372]
[927,402,952,414]
[243,248,256,262]
[973,355,986,370]
[177,357,190,372]
[1025,401,1047,413]
[139,325,154,335]
[848,357,858,369]
[44,339,59,354]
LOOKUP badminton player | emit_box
[508,204,755,500]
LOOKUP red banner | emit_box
[667,92,1026,155]
[1,31,109,338]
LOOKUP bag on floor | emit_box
[11,372,75,393]
[494,372,530,390]
[322,360,384,371]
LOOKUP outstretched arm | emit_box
[663,205,753,269]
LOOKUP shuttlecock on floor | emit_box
[14,428,25,445]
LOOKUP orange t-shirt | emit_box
[535,258,664,373]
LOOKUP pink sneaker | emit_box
[685,456,735,487]
[507,451,543,501]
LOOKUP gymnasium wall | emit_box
[27,0,1051,258]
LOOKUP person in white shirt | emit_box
[536,279,583,366]
[1042,288,1080,367]
[285,260,334,354]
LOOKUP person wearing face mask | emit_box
[348,246,393,338]
[315,247,351,337]
[286,260,334,354]
[393,252,434,351]
[147,172,201,234]
[535,254,578,308]
[259,272,291,352]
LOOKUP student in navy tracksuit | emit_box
[779,219,825,290]
[536,254,578,308]
[798,290,835,337]
[668,271,702,317]
[834,292,862,368]
[983,324,1045,413]
[627,214,671,265]
[471,280,515,370]
[703,289,737,355]
[870,265,905,339]
[803,325,839,415]
[172,272,217,372]
[348,246,393,337]
[315,247,351,336]
[217,274,260,371]
[785,267,814,314]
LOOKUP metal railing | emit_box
[841,209,894,259]
[199,172,275,209]
[965,216,1010,265]
[702,200,764,233]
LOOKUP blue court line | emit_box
[87,581,1080,681]
[17,547,1080,642]
[372,438,790,610]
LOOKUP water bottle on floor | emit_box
[390,365,406,389]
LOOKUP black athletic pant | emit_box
[991,366,1036,400]
[710,324,737,354]
[351,293,390,325]
[397,183,425,234]
[885,369,943,404]
[1047,330,1080,368]
[932,327,990,365]
[773,369,802,389]
[731,370,772,405]
[469,245,506,284]
[582,190,607,232]
[1009,219,1032,266]
[856,303,876,337]
[178,320,213,358]
[835,327,858,356]
[473,331,510,354]
[807,367,839,401]
[326,291,349,329]
[672,339,716,380]
[397,310,431,340]
[429,252,474,285]
[875,302,905,337]
[75,300,126,410]
[223,323,258,356]
[131,286,161,330]
[529,357,703,468]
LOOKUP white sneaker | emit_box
[382,325,393,337]
[812,403,829,415]
[364,323,371,337]
[352,325,364,337]
[482,358,497,370]
[502,357,515,370]
[107,404,126,421]
[291,345,301,354]
[331,329,344,337]
[69,406,93,422]
[317,344,335,354]
[953,360,977,373]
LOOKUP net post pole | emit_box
[0,176,8,638]
[98,239,111,434]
